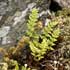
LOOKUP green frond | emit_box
[52,28,60,38]
[49,21,58,28]
[15,61,19,70]
[26,8,38,39]
[26,8,60,61]
[21,66,31,70]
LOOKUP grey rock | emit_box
[0,16,2,21]
[0,2,7,15]
[0,0,52,46]
[0,26,10,37]
[53,0,70,8]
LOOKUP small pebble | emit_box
[54,61,58,64]
[24,64,27,67]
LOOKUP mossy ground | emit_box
[0,8,70,70]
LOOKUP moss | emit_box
[56,8,70,17]
[55,8,70,58]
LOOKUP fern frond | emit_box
[14,61,19,70]
[52,28,60,38]
[26,8,60,61]
[26,8,38,38]
[21,66,31,70]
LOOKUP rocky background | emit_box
[0,0,70,47]
[0,0,70,70]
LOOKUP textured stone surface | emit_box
[53,0,70,8]
[0,0,51,46]
[0,0,70,46]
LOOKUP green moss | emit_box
[56,8,70,17]
[55,8,70,59]
[0,59,32,70]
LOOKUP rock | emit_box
[53,0,70,8]
[0,0,61,48]
[36,0,51,11]
[0,2,7,15]
[0,26,10,37]
[0,16,2,21]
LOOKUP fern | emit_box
[26,8,60,61]
[26,8,38,39]
[2,59,31,70]
[14,61,19,70]
[29,38,48,60]
[42,21,60,47]
[21,65,31,70]
[13,61,31,70]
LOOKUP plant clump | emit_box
[26,8,60,61]
[0,58,32,70]
[5,8,60,61]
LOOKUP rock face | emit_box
[0,0,70,15]
[53,0,70,8]
[0,0,50,46]
[0,0,70,46]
